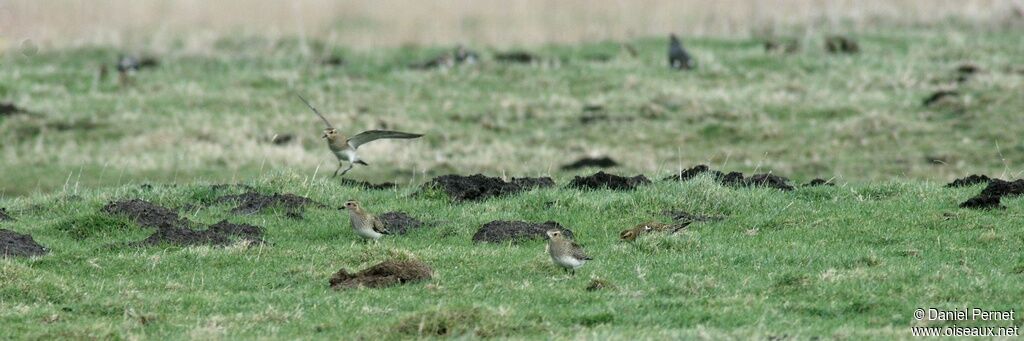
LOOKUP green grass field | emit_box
[2,23,1024,339]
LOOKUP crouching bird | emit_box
[296,94,423,177]
[546,230,592,275]
[341,200,390,242]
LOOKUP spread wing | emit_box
[295,94,334,129]
[570,242,592,260]
[371,217,390,235]
[347,130,423,149]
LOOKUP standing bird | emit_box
[296,94,423,178]
[341,200,390,242]
[668,34,695,70]
[546,230,592,275]
[116,55,139,86]
[116,54,159,86]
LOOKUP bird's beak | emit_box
[322,133,328,139]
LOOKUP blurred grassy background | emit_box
[1,1,1023,197]
[2,0,1020,50]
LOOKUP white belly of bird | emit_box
[553,255,585,269]
[334,148,359,163]
[350,216,382,239]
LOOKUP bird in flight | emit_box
[296,94,423,178]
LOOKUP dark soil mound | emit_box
[825,35,859,54]
[0,229,48,258]
[217,192,323,214]
[129,220,265,247]
[0,102,29,117]
[329,260,433,289]
[102,199,188,229]
[495,51,537,63]
[663,165,725,181]
[567,171,650,191]
[378,212,424,235]
[103,199,265,247]
[960,179,1024,209]
[804,178,835,187]
[746,174,795,191]
[130,226,230,247]
[946,175,993,188]
[663,165,795,190]
[339,178,397,190]
[473,220,573,243]
[0,208,13,221]
[511,177,555,189]
[424,174,553,202]
[923,90,958,107]
[561,156,618,170]
[207,220,265,242]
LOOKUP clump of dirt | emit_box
[378,212,425,235]
[663,165,724,181]
[207,220,265,242]
[103,199,265,247]
[0,102,29,117]
[102,199,188,229]
[216,192,324,215]
[0,208,13,221]
[946,175,993,188]
[561,156,618,170]
[473,220,573,243]
[495,51,537,63]
[923,90,958,107]
[128,220,265,247]
[339,178,397,190]
[662,165,795,190]
[511,177,555,189]
[825,35,859,54]
[0,229,48,258]
[959,179,1024,209]
[586,278,615,292]
[746,174,795,191]
[423,174,554,202]
[567,171,650,191]
[804,178,835,187]
[329,259,433,289]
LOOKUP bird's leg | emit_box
[571,269,576,276]
[337,163,355,178]
[332,162,343,177]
